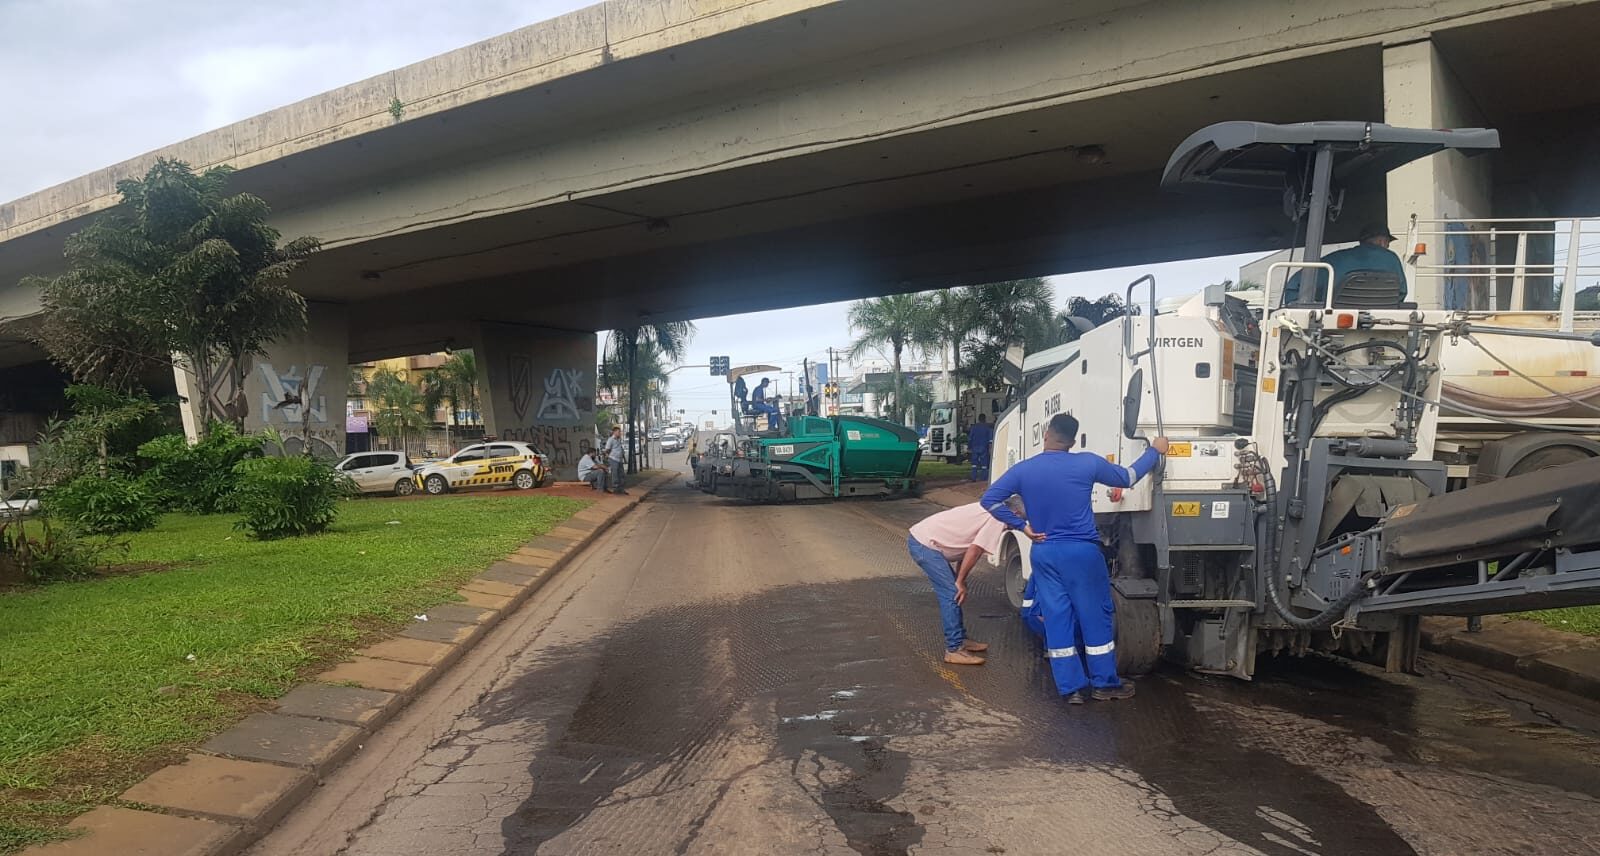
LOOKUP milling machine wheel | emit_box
[1004,550,1026,610]
[1113,587,1162,676]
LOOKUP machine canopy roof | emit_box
[1161,121,1499,193]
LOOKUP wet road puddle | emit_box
[472,573,1599,855]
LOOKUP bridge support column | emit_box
[472,323,597,480]
[1384,38,1492,309]
[176,302,349,458]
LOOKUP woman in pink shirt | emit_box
[906,502,1012,665]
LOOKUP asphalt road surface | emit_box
[250,473,1600,856]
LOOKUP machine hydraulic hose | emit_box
[1256,462,1373,630]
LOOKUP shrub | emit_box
[49,474,159,534]
[0,516,104,583]
[138,424,263,513]
[232,455,352,539]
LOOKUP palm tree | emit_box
[368,368,429,455]
[848,292,930,427]
[604,322,695,473]
[422,350,480,450]
[921,288,981,402]
[971,278,1056,348]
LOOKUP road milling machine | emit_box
[990,121,1600,679]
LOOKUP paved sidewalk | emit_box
[1422,615,1600,700]
[22,471,678,856]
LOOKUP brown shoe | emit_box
[943,649,986,666]
[960,641,989,653]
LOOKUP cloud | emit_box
[0,0,589,202]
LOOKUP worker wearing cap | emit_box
[980,413,1168,704]
[1283,224,1407,305]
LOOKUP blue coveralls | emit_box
[966,422,993,482]
[751,385,779,430]
[981,447,1160,696]
[1018,573,1046,638]
[1283,242,1408,305]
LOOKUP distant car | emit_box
[647,428,662,440]
[660,433,683,452]
[0,489,41,518]
[413,442,549,495]
[336,451,417,496]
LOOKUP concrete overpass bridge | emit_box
[3,0,1598,468]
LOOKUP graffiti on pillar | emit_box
[536,368,584,420]
[257,363,328,425]
[255,363,339,458]
[507,354,534,420]
[497,425,598,468]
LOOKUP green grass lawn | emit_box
[0,493,584,852]
[917,460,972,482]
[1517,606,1600,637]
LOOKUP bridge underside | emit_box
[3,1,1598,460]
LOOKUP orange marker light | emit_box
[1336,313,1354,329]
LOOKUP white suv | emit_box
[336,451,417,496]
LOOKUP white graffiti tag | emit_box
[536,368,583,420]
[257,363,327,424]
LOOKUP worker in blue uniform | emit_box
[966,412,994,482]
[1018,573,1046,639]
[980,413,1167,704]
[1283,224,1407,305]
[751,378,780,430]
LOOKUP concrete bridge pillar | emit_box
[471,322,598,480]
[1384,38,1493,309]
[175,302,349,458]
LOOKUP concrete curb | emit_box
[22,472,678,856]
[924,479,1600,701]
[1421,615,1600,700]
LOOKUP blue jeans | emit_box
[908,535,965,651]
[609,458,625,492]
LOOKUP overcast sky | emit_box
[2,0,1262,421]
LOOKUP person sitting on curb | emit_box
[577,447,608,492]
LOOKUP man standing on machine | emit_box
[980,413,1168,704]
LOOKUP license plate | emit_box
[1167,441,1192,458]
[1171,501,1201,517]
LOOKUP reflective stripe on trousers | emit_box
[1029,539,1121,694]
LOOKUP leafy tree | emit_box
[1230,278,1262,292]
[368,368,428,454]
[869,375,935,427]
[1053,293,1130,344]
[848,292,931,427]
[1576,285,1600,312]
[27,158,319,431]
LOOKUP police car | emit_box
[413,441,549,495]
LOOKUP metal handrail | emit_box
[1124,275,1164,437]
[1405,216,1599,330]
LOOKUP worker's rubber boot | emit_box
[943,649,985,666]
[960,641,989,653]
[1091,683,1136,701]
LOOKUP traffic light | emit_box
[709,356,730,376]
